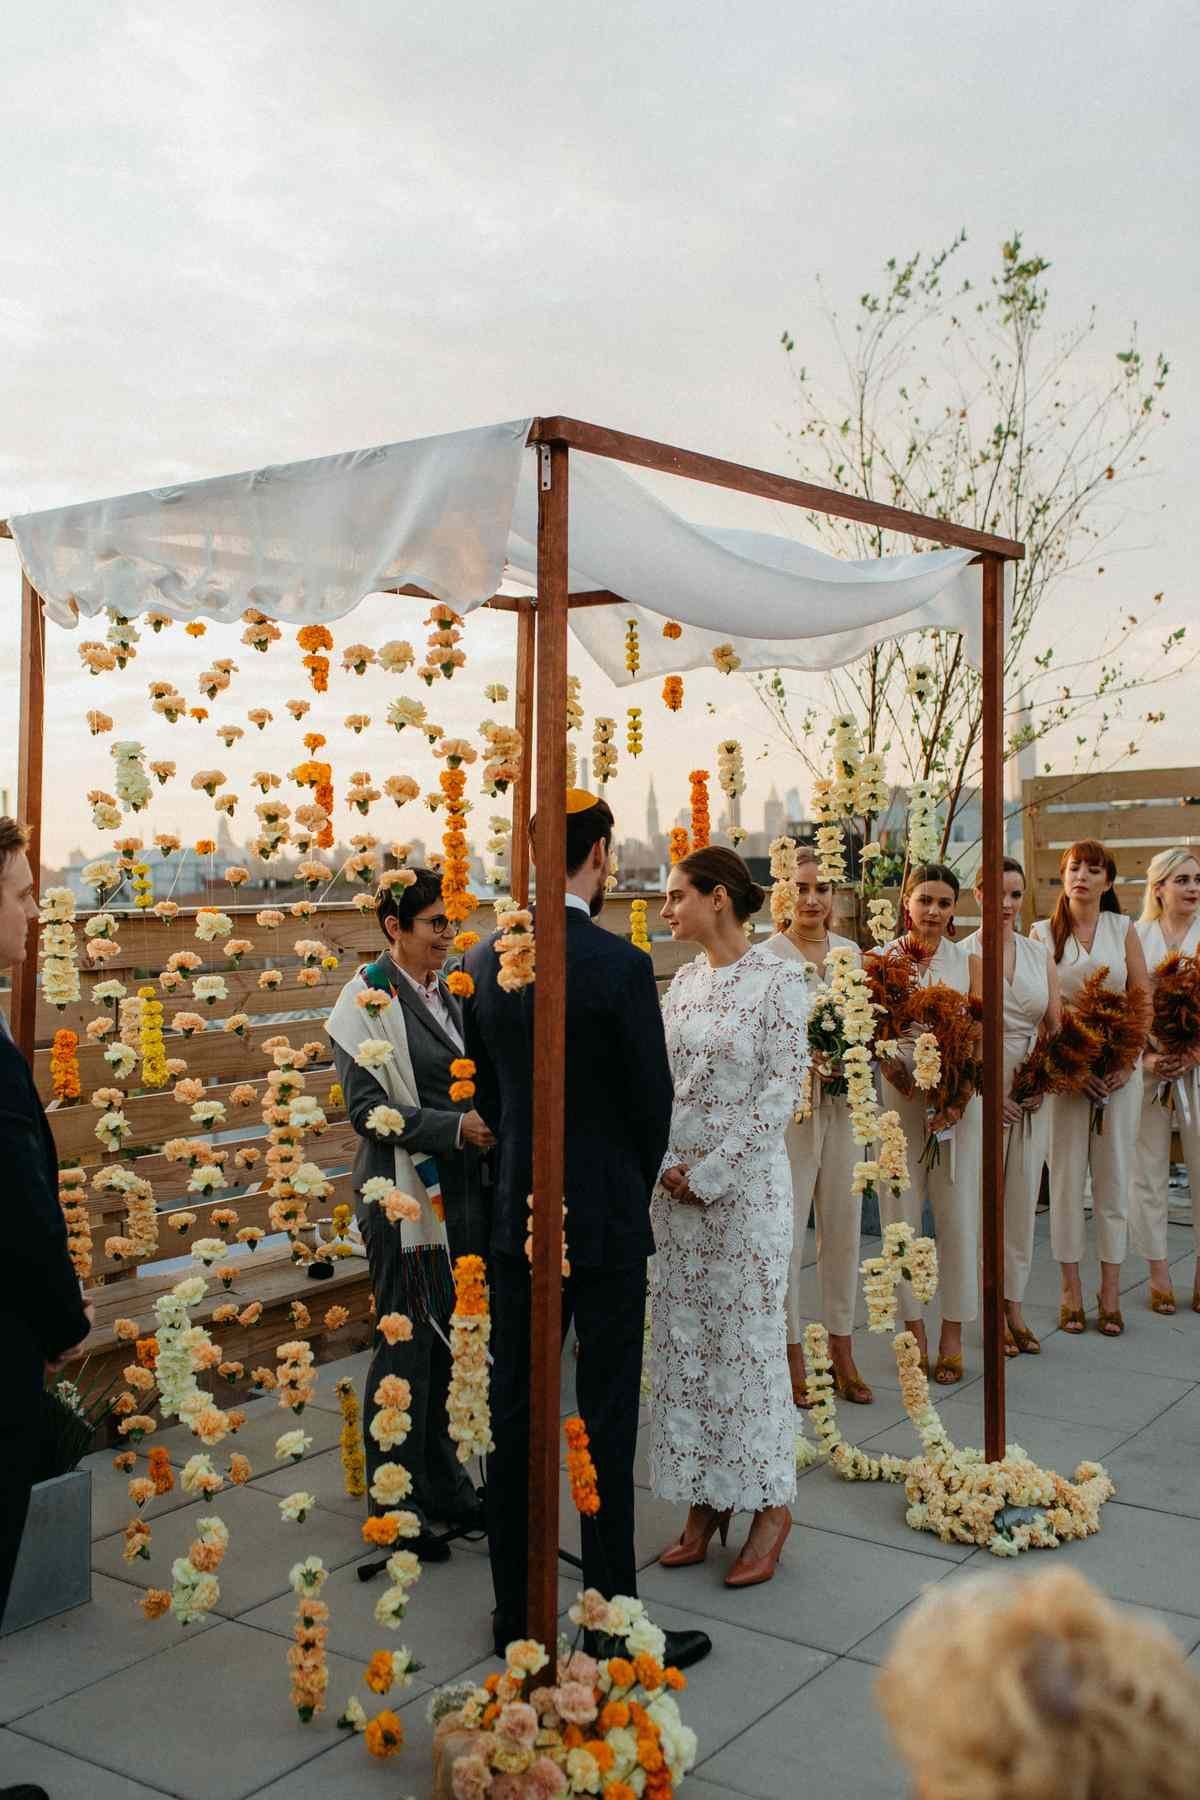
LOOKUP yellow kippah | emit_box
[566,787,601,815]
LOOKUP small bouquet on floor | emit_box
[1146,949,1200,1106]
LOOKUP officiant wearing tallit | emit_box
[327,868,494,1560]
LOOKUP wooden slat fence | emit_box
[1021,767,1200,922]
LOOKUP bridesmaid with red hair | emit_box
[1030,840,1150,1336]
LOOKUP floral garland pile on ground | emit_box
[803,1223,1115,1554]
[430,1590,697,1797]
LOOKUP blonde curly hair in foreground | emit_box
[877,1566,1200,1800]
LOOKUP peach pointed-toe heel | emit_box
[658,1507,732,1569]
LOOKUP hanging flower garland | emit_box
[624,618,640,675]
[479,721,522,795]
[769,834,799,931]
[626,705,643,758]
[662,674,684,711]
[296,625,333,693]
[439,767,474,924]
[494,904,535,991]
[39,887,80,1011]
[906,779,941,865]
[59,1167,93,1280]
[564,1415,600,1515]
[565,673,583,734]
[668,825,690,864]
[689,769,711,848]
[629,898,651,953]
[446,1255,494,1465]
[809,777,847,884]
[288,1557,330,1722]
[50,1029,81,1102]
[421,603,466,682]
[592,716,617,788]
[716,737,745,805]
[138,987,169,1088]
[241,609,281,653]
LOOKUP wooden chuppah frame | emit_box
[3,418,1023,1661]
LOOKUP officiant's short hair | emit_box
[376,866,443,938]
[531,795,614,877]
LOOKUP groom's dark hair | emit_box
[530,796,614,877]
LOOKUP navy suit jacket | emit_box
[0,1028,91,1420]
[464,907,672,1270]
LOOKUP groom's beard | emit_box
[588,869,605,918]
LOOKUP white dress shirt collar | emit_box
[565,892,592,917]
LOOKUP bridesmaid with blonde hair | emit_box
[1030,840,1150,1336]
[964,858,1060,1354]
[1130,846,1200,1315]
[766,848,873,1407]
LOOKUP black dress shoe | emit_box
[662,1626,712,1670]
[411,1528,452,1563]
[440,1495,486,1533]
[492,1608,526,1657]
[2,1786,51,1800]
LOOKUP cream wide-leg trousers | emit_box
[784,1095,862,1338]
[1001,1101,1050,1302]
[1130,1068,1200,1262]
[878,1089,981,1324]
[1045,1072,1142,1266]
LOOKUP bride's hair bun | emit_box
[676,847,765,922]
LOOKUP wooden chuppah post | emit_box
[527,440,570,1654]
[980,555,1007,1463]
[11,573,46,1056]
[510,600,536,907]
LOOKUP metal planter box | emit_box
[1,1469,91,1635]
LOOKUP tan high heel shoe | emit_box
[724,1509,792,1589]
[658,1506,732,1568]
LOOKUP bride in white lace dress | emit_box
[649,847,811,1589]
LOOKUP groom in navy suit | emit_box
[464,791,711,1670]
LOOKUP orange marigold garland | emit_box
[58,1166,93,1281]
[296,624,332,694]
[448,1057,477,1103]
[624,618,640,675]
[662,674,683,711]
[688,770,711,849]
[336,1375,367,1498]
[668,825,690,865]
[50,1028,81,1102]
[626,706,643,758]
[565,1415,601,1515]
[439,766,474,924]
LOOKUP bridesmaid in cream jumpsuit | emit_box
[767,850,873,1408]
[1030,839,1150,1337]
[1130,847,1200,1316]
[965,858,1060,1355]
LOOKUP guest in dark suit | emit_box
[0,819,92,1637]
[330,868,493,1560]
[465,791,711,1670]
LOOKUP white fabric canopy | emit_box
[8,418,1000,672]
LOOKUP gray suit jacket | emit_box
[333,958,491,1275]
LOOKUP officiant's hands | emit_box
[460,1109,496,1149]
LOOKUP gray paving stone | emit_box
[699,1656,902,1798]
[847,1578,1200,1667]
[148,1393,343,1475]
[92,1483,364,1617]
[237,1534,576,1681]
[14,1619,369,1800]
[301,1348,373,1411]
[627,1594,831,1758]
[996,1350,1194,1432]
[0,1571,213,1726]
[0,1729,175,1798]
[250,1446,370,1522]
[249,1678,433,1800]
[83,1444,199,1541]
[949,1500,1200,1619]
[1101,1387,1200,1516]
[784,1462,973,1563]
[640,1520,945,1655]
[857,1395,1129,1477]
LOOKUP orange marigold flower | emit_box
[185,621,207,638]
[364,1650,394,1694]
[632,1652,665,1691]
[147,1446,174,1494]
[587,1740,616,1773]
[228,1453,252,1484]
[445,970,474,998]
[141,1588,172,1619]
[662,620,682,639]
[363,1709,404,1759]
[665,1666,687,1690]
[600,1700,631,1731]
[361,1514,402,1547]
[607,1657,635,1691]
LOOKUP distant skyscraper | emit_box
[763,785,785,841]
[646,777,660,845]
[784,786,803,823]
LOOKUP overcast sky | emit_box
[2,0,1196,860]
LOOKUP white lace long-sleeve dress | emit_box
[649,943,811,1514]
